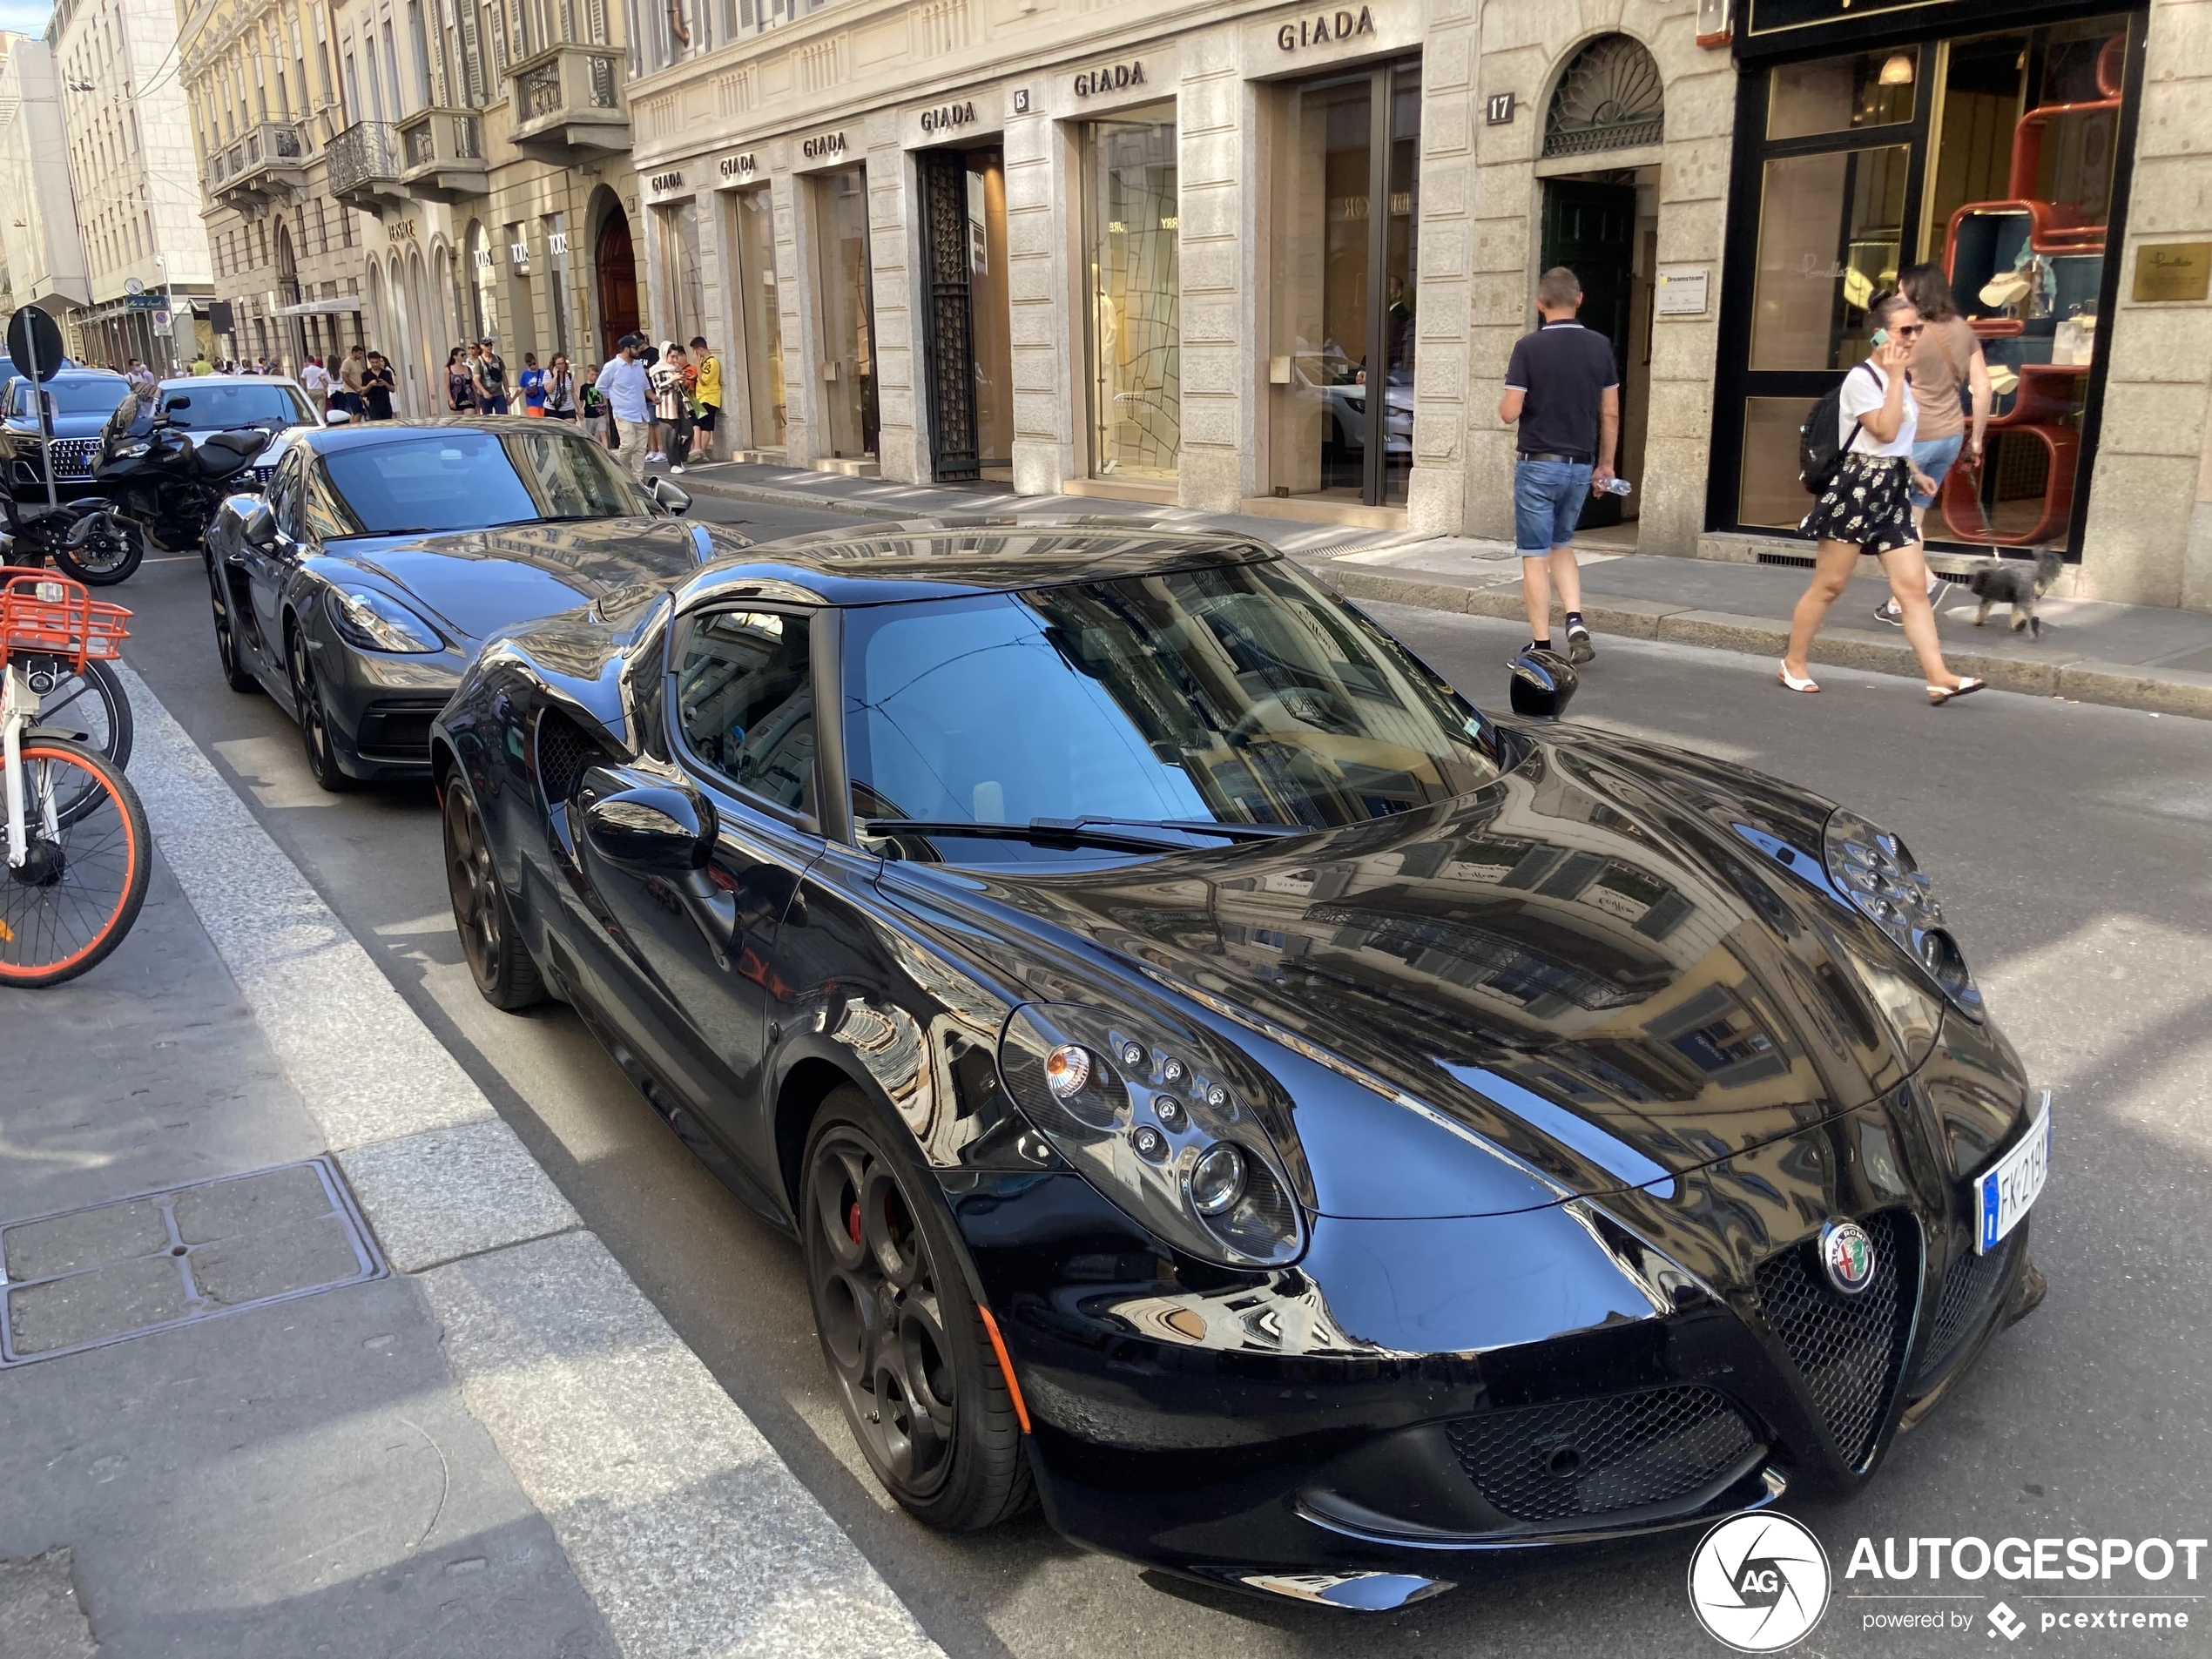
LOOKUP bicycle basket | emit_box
[0,568,132,669]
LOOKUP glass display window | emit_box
[813,165,879,461]
[1081,107,1181,482]
[727,185,786,451]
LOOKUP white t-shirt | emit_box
[1838,360,1917,458]
[301,362,329,395]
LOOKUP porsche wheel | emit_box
[207,562,259,693]
[442,783,543,1010]
[287,624,354,792]
[803,1089,1033,1531]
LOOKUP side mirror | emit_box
[1507,648,1579,720]
[322,408,352,426]
[646,475,691,515]
[239,502,278,550]
[583,781,715,872]
[165,395,192,411]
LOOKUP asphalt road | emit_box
[117,517,2212,1658]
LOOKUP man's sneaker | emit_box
[670,463,686,474]
[1565,622,1595,664]
[1874,598,1905,626]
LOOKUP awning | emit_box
[271,296,364,317]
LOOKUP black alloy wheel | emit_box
[442,783,544,1009]
[207,561,260,693]
[802,1088,1034,1532]
[287,624,354,792]
[50,509,145,586]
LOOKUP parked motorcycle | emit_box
[34,388,315,586]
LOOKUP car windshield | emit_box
[840,558,1503,861]
[10,378,125,419]
[318,428,651,535]
[160,382,312,428]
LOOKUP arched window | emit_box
[1544,35,1664,158]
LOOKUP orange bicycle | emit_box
[0,570,147,986]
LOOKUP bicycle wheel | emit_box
[0,738,151,988]
[31,655,134,771]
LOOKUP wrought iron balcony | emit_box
[327,121,407,210]
[506,43,629,163]
[207,121,308,207]
[395,107,487,202]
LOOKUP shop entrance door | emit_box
[596,209,640,361]
[814,165,880,461]
[918,147,1012,484]
[1540,179,1638,530]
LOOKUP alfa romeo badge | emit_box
[1819,1220,1878,1296]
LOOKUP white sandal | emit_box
[1928,678,1986,705]
[1777,662,1820,694]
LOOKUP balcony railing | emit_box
[506,43,628,162]
[327,120,406,209]
[208,120,308,206]
[395,107,487,202]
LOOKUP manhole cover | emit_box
[0,1158,386,1366]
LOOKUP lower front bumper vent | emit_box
[1755,1210,1913,1468]
[1446,1386,1761,1524]
[1915,1231,2018,1384]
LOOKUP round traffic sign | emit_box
[5,305,66,381]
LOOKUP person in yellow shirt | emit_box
[189,351,212,376]
[689,335,721,464]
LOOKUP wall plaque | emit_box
[1656,266,1710,317]
[1486,91,1514,125]
[2133,242,2211,304]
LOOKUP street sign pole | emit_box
[23,320,58,516]
[8,305,71,520]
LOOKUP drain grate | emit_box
[0,1159,386,1366]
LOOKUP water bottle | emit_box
[1599,476,1633,497]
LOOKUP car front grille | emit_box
[1915,1232,2018,1385]
[1445,1386,1762,1525]
[1754,1211,1915,1469]
[46,439,98,479]
[354,698,447,762]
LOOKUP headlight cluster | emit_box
[327,584,442,654]
[998,1003,1305,1268]
[1823,808,1982,1016]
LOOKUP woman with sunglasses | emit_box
[1781,289,1984,705]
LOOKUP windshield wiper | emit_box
[1058,815,1303,842]
[487,513,612,528]
[860,818,1211,855]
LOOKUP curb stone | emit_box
[1314,559,2212,721]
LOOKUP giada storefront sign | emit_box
[1073,61,1145,98]
[802,132,847,159]
[1278,6,1375,51]
[920,101,976,135]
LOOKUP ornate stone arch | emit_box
[1543,33,1665,158]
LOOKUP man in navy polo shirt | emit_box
[1498,266,1620,665]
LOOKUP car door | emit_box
[239,447,305,668]
[573,604,826,1169]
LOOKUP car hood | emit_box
[7,414,113,442]
[314,518,726,645]
[881,724,1934,1212]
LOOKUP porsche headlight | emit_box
[999,1003,1306,1268]
[1823,808,1982,1017]
[326,584,442,654]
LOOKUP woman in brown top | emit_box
[1874,264,1993,625]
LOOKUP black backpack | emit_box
[1798,363,1875,496]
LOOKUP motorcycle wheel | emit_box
[51,511,145,586]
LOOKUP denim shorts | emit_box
[1910,432,1965,509]
[1514,457,1594,553]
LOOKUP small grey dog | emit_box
[1966,549,2064,638]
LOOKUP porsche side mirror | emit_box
[322,408,352,426]
[1507,648,1579,720]
[239,502,277,550]
[647,475,691,515]
[583,781,715,873]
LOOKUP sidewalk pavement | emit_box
[678,460,2212,721]
[0,670,941,1657]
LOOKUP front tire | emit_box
[287,624,354,792]
[802,1088,1034,1532]
[0,738,151,987]
[207,562,260,693]
[51,511,145,586]
[442,783,544,1009]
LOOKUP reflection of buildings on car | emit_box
[613,0,2208,611]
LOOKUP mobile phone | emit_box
[1869,328,1890,347]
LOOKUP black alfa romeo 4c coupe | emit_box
[431,522,2048,1611]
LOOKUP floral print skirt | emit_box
[1801,453,1918,556]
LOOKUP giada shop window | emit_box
[724,184,786,452]
[1718,11,2141,556]
[813,165,880,461]
[1080,107,1180,483]
[1266,57,1420,509]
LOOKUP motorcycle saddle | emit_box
[193,430,264,478]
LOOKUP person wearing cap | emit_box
[470,338,510,415]
[597,334,653,482]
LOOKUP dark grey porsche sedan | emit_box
[206,418,738,789]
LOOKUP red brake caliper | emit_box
[847,1198,863,1245]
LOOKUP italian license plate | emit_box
[1976,1090,2051,1254]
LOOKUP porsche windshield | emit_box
[317,428,649,535]
[840,558,1503,845]
[159,382,314,428]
